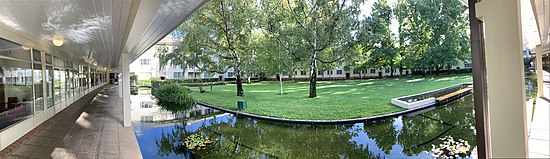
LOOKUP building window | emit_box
[318,71,323,75]
[301,71,306,75]
[385,69,390,73]
[0,38,34,130]
[204,73,213,78]
[327,70,333,75]
[353,70,360,74]
[32,49,41,62]
[141,102,153,108]
[336,70,343,75]
[140,115,153,122]
[140,59,151,65]
[370,69,376,74]
[464,63,472,68]
[45,66,54,108]
[228,72,234,77]
[173,72,184,78]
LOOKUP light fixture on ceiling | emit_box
[52,35,64,46]
[21,44,31,51]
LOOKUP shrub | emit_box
[152,83,195,106]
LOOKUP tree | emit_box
[358,0,398,77]
[394,0,469,75]
[250,29,298,95]
[162,0,258,97]
[262,0,360,98]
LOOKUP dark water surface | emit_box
[132,92,476,159]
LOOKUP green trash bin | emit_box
[237,100,247,110]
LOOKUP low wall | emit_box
[391,83,472,109]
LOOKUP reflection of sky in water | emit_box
[133,95,477,159]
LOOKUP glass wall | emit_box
[0,38,34,130]
[33,63,43,113]
[53,57,65,106]
[0,37,107,131]
[45,65,54,108]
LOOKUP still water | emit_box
[132,91,477,159]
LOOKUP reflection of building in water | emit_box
[130,90,219,122]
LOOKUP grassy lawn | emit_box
[192,74,472,120]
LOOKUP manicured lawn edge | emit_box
[197,100,450,124]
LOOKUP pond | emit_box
[132,90,477,159]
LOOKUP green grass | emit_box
[192,74,473,120]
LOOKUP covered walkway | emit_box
[529,70,550,158]
[0,85,141,159]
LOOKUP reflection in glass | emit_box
[0,59,33,130]
[33,63,43,113]
[54,68,65,104]
[32,49,41,62]
[45,66,53,108]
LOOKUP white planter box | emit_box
[391,97,436,109]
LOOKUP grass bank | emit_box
[192,74,472,120]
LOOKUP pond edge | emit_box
[197,102,444,124]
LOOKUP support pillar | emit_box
[476,0,529,157]
[118,72,123,98]
[121,53,131,127]
[536,45,544,97]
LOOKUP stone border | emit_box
[391,83,472,109]
[198,102,439,124]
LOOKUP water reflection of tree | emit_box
[156,115,381,158]
[157,101,194,114]
[153,96,477,158]
[156,123,192,158]
[363,118,397,154]
[397,96,476,156]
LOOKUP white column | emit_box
[476,0,529,158]
[118,72,123,98]
[122,53,132,127]
[536,45,544,97]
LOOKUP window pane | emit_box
[0,58,33,129]
[46,66,53,108]
[33,63,43,112]
[45,54,52,64]
[0,38,31,61]
[32,49,41,62]
[54,68,65,104]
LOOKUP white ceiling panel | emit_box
[0,0,209,69]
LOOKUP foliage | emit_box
[261,0,361,98]
[184,133,214,151]
[394,0,470,73]
[357,0,398,76]
[152,83,195,106]
[431,136,472,158]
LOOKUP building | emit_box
[274,60,472,80]
[130,35,233,80]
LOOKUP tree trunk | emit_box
[309,0,317,98]
[279,73,284,95]
[399,64,403,76]
[390,65,394,77]
[309,52,317,98]
[234,56,244,96]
